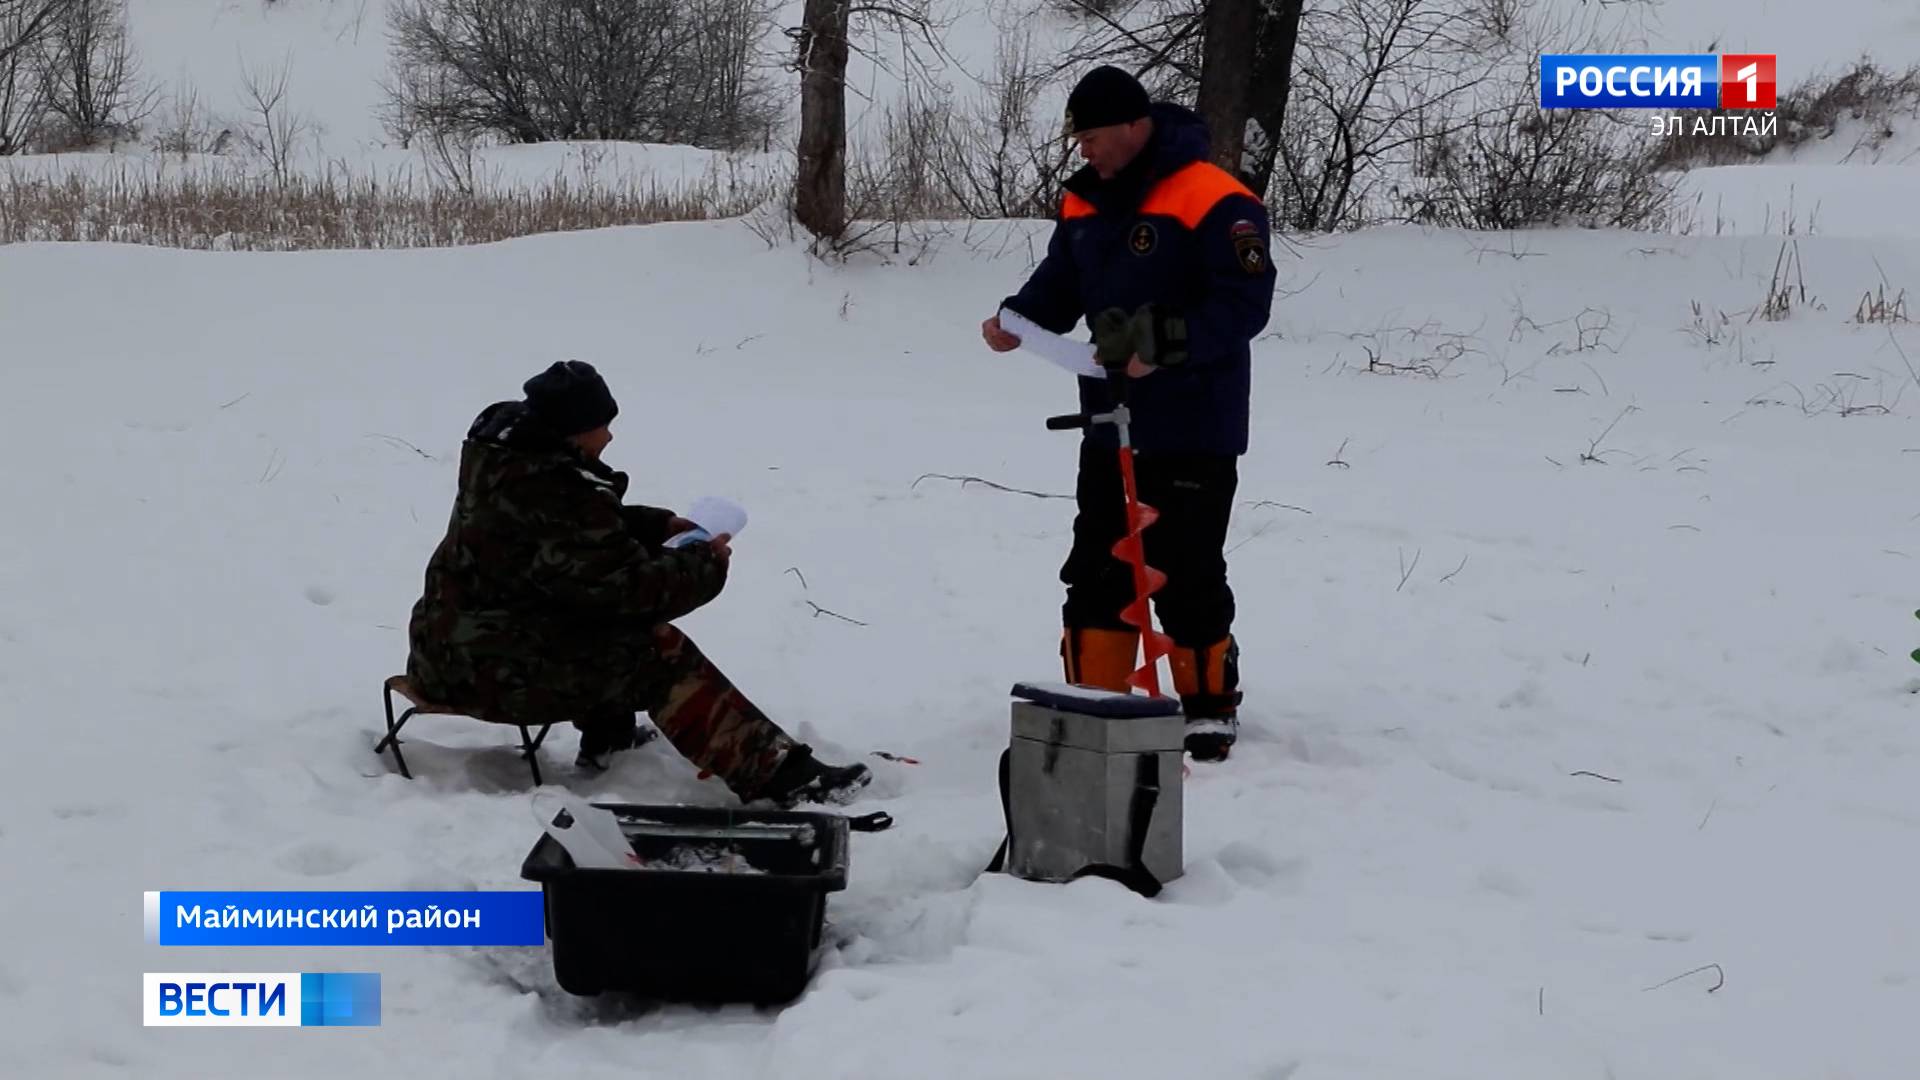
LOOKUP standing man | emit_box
[981,66,1276,761]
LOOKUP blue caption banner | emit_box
[145,891,545,946]
[1540,54,1720,110]
[144,971,384,1027]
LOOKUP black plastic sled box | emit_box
[520,802,851,1003]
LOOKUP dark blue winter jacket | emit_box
[1004,103,1276,456]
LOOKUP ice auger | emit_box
[1047,378,1174,696]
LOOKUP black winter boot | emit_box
[754,746,872,808]
[1183,715,1239,762]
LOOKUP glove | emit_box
[1090,307,1136,372]
[1131,303,1188,369]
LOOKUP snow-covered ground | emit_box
[1676,163,1920,238]
[6,0,1920,1077]
[6,217,1920,1077]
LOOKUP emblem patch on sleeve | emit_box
[1234,233,1268,274]
[1129,221,1158,256]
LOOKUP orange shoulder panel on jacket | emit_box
[1061,191,1097,220]
[1138,162,1258,229]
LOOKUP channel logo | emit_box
[1540,54,1777,110]
[142,973,381,1027]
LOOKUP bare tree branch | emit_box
[1643,964,1725,994]
[911,473,1071,500]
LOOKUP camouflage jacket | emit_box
[405,401,727,721]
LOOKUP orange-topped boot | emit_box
[1170,636,1241,761]
[1061,627,1141,693]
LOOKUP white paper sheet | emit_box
[998,307,1106,380]
[662,495,748,548]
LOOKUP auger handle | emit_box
[1045,413,1092,431]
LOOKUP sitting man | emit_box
[405,360,871,807]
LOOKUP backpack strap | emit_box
[1067,752,1163,897]
[985,748,1013,873]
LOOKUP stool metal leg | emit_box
[375,681,555,786]
[517,724,550,786]
[376,685,416,779]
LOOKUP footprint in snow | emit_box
[305,585,336,606]
[1497,680,1549,710]
[276,842,365,877]
[818,972,887,1003]
[1215,841,1307,892]
[52,802,125,821]
[1476,866,1531,899]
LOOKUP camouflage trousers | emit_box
[613,625,797,799]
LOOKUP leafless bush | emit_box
[1682,300,1733,347]
[1362,344,1449,378]
[1753,376,1906,418]
[1822,374,1904,417]
[1344,319,1480,378]
[820,94,951,258]
[1856,284,1910,325]
[151,79,230,157]
[1577,404,1637,464]
[0,0,63,55]
[1542,307,1619,355]
[384,0,780,151]
[0,158,782,248]
[1402,65,1675,230]
[1749,239,1818,322]
[804,22,1071,254]
[34,0,154,150]
[0,1,61,153]
[829,138,958,262]
[239,56,312,186]
[1391,0,1674,231]
[926,27,1074,220]
[867,88,948,222]
[679,0,781,150]
[1254,0,1502,230]
[1653,58,1920,168]
[416,121,484,194]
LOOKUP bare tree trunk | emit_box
[1197,0,1304,195]
[1245,0,1304,198]
[1196,0,1256,180]
[793,0,848,240]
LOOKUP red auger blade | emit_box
[1112,467,1170,695]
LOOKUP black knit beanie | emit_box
[522,360,618,436]
[1065,65,1150,134]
